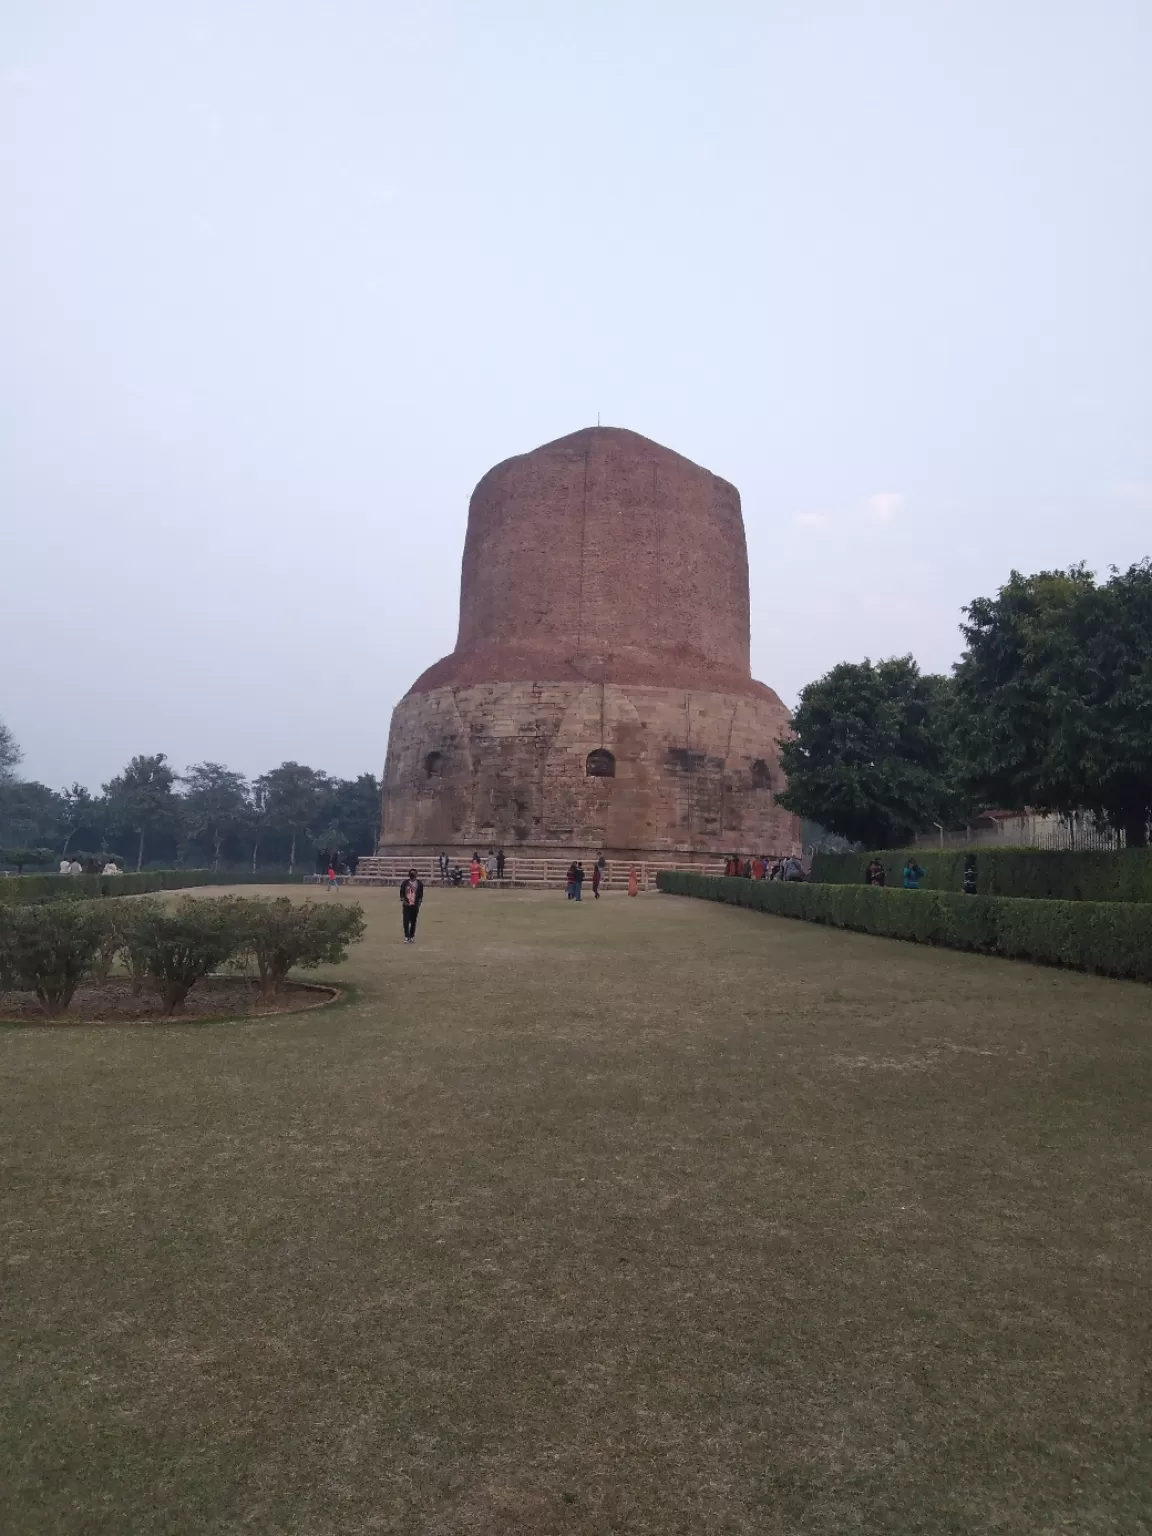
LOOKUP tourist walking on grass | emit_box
[865,858,886,887]
[565,862,578,899]
[439,851,449,883]
[573,862,586,900]
[591,861,602,899]
[470,854,481,888]
[400,868,423,942]
[903,858,927,890]
[496,848,506,880]
[327,865,338,891]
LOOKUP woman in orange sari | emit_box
[470,854,482,888]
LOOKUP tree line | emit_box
[0,736,380,873]
[778,560,1152,849]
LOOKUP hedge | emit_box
[656,871,1152,982]
[0,869,308,906]
[810,847,1152,904]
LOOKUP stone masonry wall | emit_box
[381,681,799,857]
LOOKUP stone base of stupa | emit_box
[378,680,800,859]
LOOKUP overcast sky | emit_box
[2,1,1149,791]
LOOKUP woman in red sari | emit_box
[469,853,481,888]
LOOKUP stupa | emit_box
[378,427,799,860]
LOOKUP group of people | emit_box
[725,853,806,882]
[59,857,120,876]
[564,853,606,900]
[317,850,358,878]
[438,849,506,886]
[865,858,928,890]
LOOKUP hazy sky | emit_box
[2,1,1149,791]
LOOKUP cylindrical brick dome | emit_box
[412,427,767,699]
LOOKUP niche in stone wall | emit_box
[424,751,444,778]
[750,758,772,789]
[586,748,616,778]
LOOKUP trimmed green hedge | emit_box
[810,847,1152,903]
[656,871,1152,982]
[0,869,308,906]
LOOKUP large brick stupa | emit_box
[378,426,799,861]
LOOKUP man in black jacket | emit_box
[400,868,424,943]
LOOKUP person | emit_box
[451,863,464,886]
[627,865,639,897]
[102,861,120,875]
[565,861,578,899]
[596,851,607,874]
[768,859,783,881]
[400,867,423,942]
[783,855,805,882]
[496,847,506,880]
[59,858,71,875]
[865,858,885,887]
[963,855,978,895]
[327,865,338,891]
[438,851,449,883]
[486,850,498,881]
[903,858,927,890]
[470,854,481,888]
[591,861,602,899]
[573,861,586,900]
[69,859,83,875]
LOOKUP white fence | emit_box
[339,854,727,892]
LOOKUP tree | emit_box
[180,763,250,870]
[314,773,381,864]
[955,562,1152,847]
[777,657,962,848]
[103,753,179,871]
[0,779,67,852]
[0,718,22,784]
[59,783,105,857]
[255,762,329,874]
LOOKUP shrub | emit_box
[0,900,107,1015]
[237,898,366,997]
[116,897,247,1014]
[0,847,57,871]
[89,904,129,983]
[656,872,1152,982]
[0,868,308,908]
[810,846,1152,903]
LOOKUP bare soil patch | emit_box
[0,975,337,1024]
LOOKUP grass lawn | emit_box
[2,886,1151,1534]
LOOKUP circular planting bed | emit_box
[0,977,341,1025]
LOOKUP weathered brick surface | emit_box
[381,427,800,858]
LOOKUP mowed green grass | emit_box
[3,887,1151,1535]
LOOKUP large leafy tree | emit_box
[777,657,962,848]
[181,762,251,870]
[314,773,381,862]
[103,753,180,871]
[255,762,329,874]
[956,562,1152,846]
[0,780,67,853]
[0,717,22,783]
[59,783,106,857]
